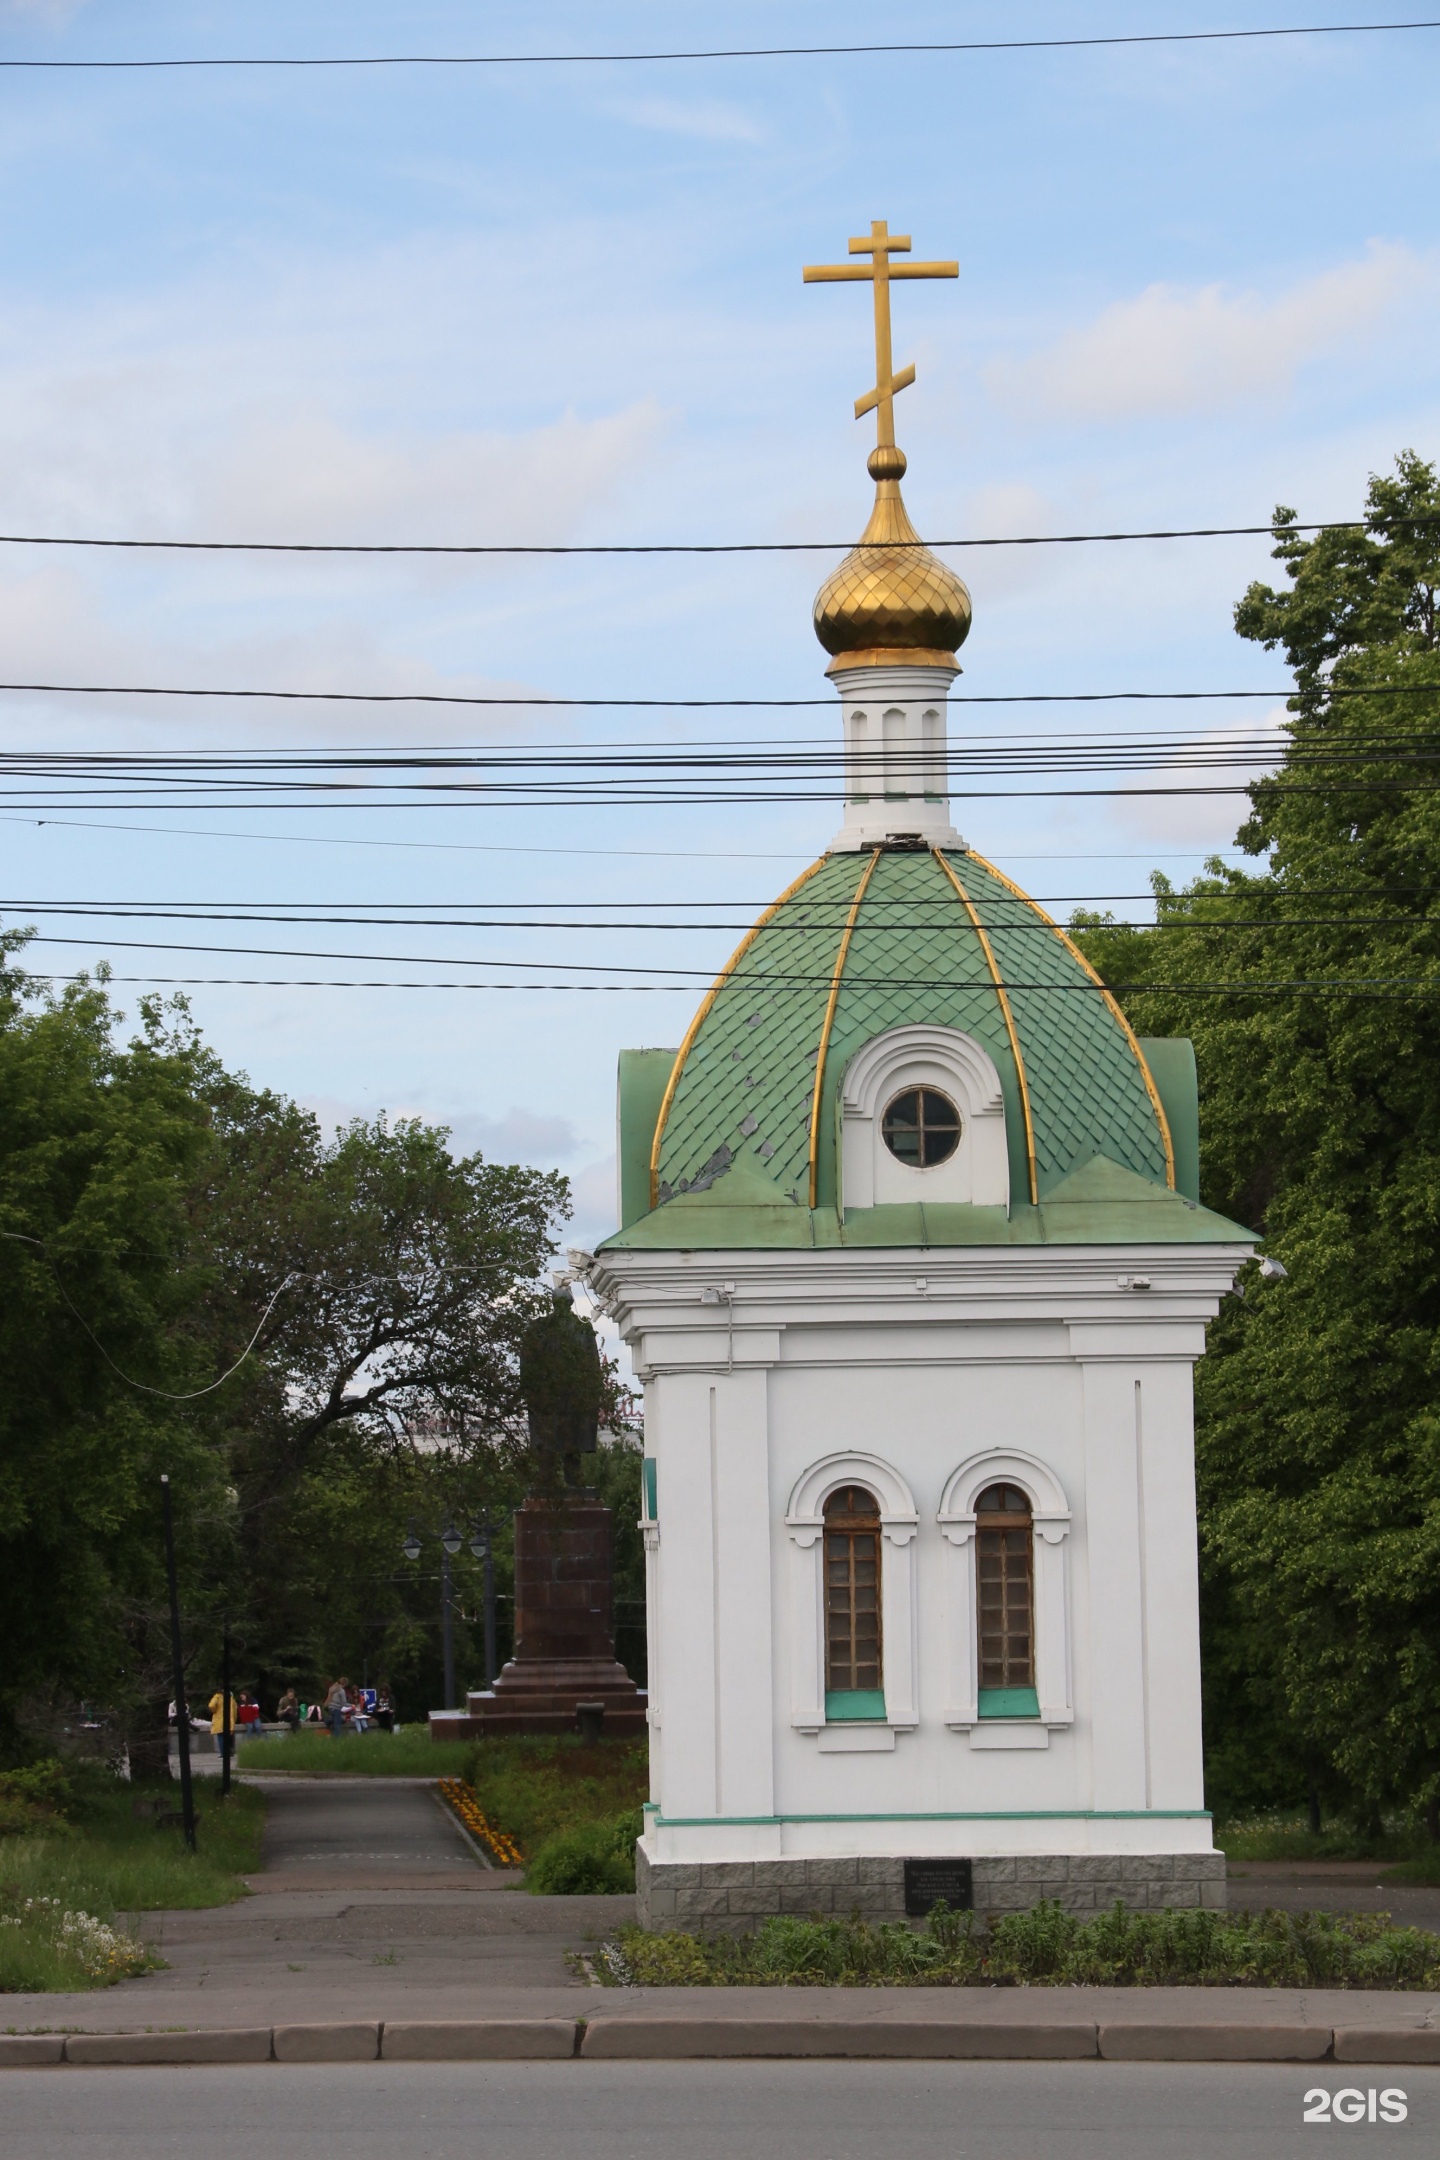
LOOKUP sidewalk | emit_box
[4,1777,1439,2062]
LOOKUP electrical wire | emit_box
[0,1234,304,1399]
[0,811,1257,862]
[2,514,1438,555]
[4,21,1437,68]
[6,904,1439,931]
[33,968,1440,1004]
[0,680,1433,709]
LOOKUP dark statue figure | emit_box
[519,1285,601,1481]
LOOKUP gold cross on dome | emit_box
[803,219,958,454]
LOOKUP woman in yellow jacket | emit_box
[208,1689,238,1764]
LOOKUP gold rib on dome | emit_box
[648,854,828,1209]
[962,847,1177,1192]
[807,848,882,1208]
[930,848,1038,1206]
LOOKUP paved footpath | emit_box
[4,1778,1440,2064]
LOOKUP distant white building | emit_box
[586,225,1253,1932]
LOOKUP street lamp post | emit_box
[402,1518,496,1709]
[160,1475,197,1852]
[469,1524,497,1689]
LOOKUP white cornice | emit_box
[587,1241,1250,1365]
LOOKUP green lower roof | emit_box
[603,1152,1253,1251]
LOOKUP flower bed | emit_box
[436,1777,524,1868]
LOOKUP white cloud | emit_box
[608,97,764,145]
[1113,707,1288,848]
[992,243,1431,422]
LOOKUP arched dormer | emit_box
[839,1023,1009,1211]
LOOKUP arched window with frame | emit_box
[976,1482,1039,1717]
[824,1485,884,1721]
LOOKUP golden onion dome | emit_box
[813,445,972,670]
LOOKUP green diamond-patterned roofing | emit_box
[652,847,1169,1212]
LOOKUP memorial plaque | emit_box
[903,1858,973,1915]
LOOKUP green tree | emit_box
[0,942,577,1755]
[0,944,228,1765]
[1074,451,1440,1831]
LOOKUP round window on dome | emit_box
[881,1087,962,1168]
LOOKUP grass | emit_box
[615,1900,1440,1990]
[236,1728,475,1778]
[461,1736,648,1894]
[0,1771,265,1993]
[1218,1811,1440,1871]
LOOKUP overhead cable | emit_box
[4,20,1437,68]
[36,968,1440,1005]
[0,679,1433,708]
[2,514,1438,555]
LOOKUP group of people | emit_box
[201,1681,395,1752]
[315,1679,395,1738]
[204,1689,266,1755]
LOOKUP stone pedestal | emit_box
[430,1496,646,1741]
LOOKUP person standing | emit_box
[208,1686,238,1767]
[324,1677,349,1738]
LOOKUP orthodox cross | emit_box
[803,220,958,455]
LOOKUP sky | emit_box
[0,0,1437,1254]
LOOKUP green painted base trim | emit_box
[650,1808,1212,1828]
[825,1688,886,1722]
[978,1686,1040,1719]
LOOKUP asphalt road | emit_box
[2,2062,1438,2160]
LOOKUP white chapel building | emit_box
[585,223,1254,1930]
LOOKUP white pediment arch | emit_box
[839,1024,1009,1211]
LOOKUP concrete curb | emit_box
[1097,2023,1332,2063]
[273,2023,380,2063]
[381,2020,579,2061]
[4,2016,1438,2065]
[1334,2028,1440,2063]
[64,2028,273,2065]
[580,2017,1098,2060]
[0,2036,65,2065]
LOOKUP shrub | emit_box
[613,1900,1440,1990]
[525,1808,642,1896]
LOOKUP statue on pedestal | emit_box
[433,1287,645,1740]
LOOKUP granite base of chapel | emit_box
[635,1845,1228,1936]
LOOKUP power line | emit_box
[0,812,1257,862]
[3,515,1438,556]
[0,813,812,862]
[0,680,1434,709]
[4,21,1437,68]
[7,905,1440,931]
[37,968,1440,1004]
[18,930,1440,977]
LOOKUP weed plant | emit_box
[615,1899,1440,1990]
[0,1765,264,1991]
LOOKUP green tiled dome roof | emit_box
[647,846,1174,1216]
